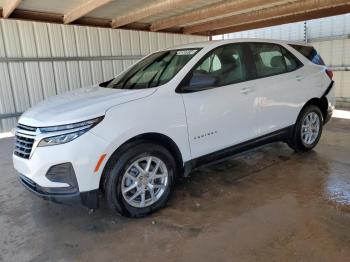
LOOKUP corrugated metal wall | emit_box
[307,14,350,39]
[0,20,206,133]
[214,14,350,107]
[215,21,306,41]
[215,14,350,41]
[312,39,350,103]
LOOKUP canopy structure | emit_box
[0,0,350,36]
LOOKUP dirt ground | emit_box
[1,117,349,262]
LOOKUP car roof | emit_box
[167,38,311,50]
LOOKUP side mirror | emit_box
[184,73,216,92]
[99,79,113,87]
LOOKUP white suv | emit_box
[13,39,335,217]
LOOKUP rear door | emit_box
[289,44,335,106]
[179,43,258,159]
[247,42,305,136]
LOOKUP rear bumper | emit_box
[324,80,335,125]
[324,107,333,124]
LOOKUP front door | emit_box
[179,43,258,159]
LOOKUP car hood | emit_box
[19,86,156,127]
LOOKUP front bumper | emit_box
[19,174,99,208]
[20,173,79,197]
[13,131,109,208]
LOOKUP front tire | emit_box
[288,105,323,152]
[104,141,176,218]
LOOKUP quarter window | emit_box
[289,44,325,65]
[282,47,302,72]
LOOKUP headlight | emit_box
[38,129,88,146]
[39,117,103,133]
[38,117,103,147]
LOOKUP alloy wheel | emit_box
[301,112,320,145]
[121,156,168,208]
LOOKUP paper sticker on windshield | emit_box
[176,50,197,56]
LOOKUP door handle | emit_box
[295,75,304,81]
[240,87,253,94]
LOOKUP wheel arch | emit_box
[299,96,328,123]
[99,132,184,190]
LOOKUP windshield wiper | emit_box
[147,72,160,88]
[149,53,176,88]
[119,70,139,89]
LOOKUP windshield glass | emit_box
[105,48,200,89]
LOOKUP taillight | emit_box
[326,69,333,80]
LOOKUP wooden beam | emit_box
[209,3,350,35]
[2,0,21,18]
[10,9,63,23]
[150,0,297,32]
[7,9,197,35]
[64,0,113,24]
[111,0,197,28]
[184,0,350,34]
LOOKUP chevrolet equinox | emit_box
[13,39,335,217]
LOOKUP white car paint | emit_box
[13,39,335,196]
[19,86,156,127]
[182,79,257,158]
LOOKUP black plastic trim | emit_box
[323,80,334,97]
[321,80,335,125]
[19,174,99,209]
[20,174,79,197]
[81,190,99,209]
[324,107,334,125]
[45,163,79,193]
[184,126,293,174]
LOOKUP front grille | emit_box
[17,123,37,132]
[14,135,35,159]
[14,124,37,159]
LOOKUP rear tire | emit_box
[104,141,176,218]
[288,105,323,152]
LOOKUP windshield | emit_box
[105,48,200,89]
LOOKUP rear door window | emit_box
[289,44,325,65]
[249,43,303,78]
[249,43,287,78]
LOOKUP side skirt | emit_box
[183,125,293,176]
